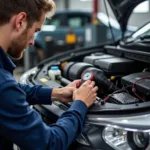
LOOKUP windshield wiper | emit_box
[126,35,150,44]
[139,35,150,40]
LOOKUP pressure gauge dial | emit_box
[81,71,94,83]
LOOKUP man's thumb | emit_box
[69,87,76,91]
[68,82,76,88]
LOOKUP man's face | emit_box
[7,12,45,60]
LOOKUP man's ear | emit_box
[14,12,27,31]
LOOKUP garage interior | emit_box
[17,0,150,74]
[5,0,150,150]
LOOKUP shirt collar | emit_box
[0,46,16,73]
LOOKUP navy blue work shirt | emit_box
[0,47,88,150]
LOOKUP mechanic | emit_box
[0,0,98,150]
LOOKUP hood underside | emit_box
[107,0,146,34]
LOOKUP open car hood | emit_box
[107,0,146,35]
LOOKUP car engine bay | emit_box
[22,41,150,150]
[27,44,150,115]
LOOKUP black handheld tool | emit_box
[81,68,118,93]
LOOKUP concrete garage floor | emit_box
[14,67,24,82]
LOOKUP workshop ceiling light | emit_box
[80,0,92,1]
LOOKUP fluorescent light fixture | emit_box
[97,12,120,29]
[41,25,56,31]
[80,0,91,1]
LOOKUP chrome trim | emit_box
[87,113,150,132]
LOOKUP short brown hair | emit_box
[0,0,56,26]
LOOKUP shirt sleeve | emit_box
[18,83,52,105]
[0,81,88,150]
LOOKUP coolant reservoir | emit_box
[48,66,61,81]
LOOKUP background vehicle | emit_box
[35,10,136,50]
[20,0,150,150]
[28,10,137,67]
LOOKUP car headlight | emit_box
[128,131,149,150]
[77,124,150,150]
[77,113,150,150]
[103,126,150,150]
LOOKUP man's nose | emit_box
[29,38,35,46]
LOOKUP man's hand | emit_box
[73,80,98,108]
[52,80,81,103]
[66,79,81,88]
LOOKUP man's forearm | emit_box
[18,83,52,105]
[51,88,63,101]
[0,80,88,150]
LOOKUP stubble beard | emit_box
[7,28,29,61]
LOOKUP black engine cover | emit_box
[94,57,136,74]
[122,72,150,96]
[84,53,114,65]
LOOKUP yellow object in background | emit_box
[92,19,99,25]
[40,78,48,83]
[110,76,115,81]
[66,34,77,44]
[61,61,68,70]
